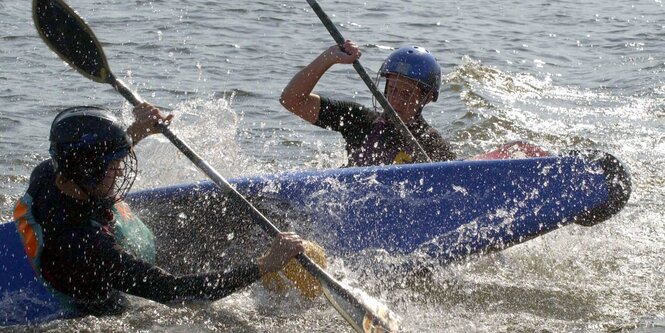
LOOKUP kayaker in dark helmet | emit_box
[280,40,456,167]
[12,103,305,316]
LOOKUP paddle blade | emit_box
[320,278,401,332]
[33,0,111,83]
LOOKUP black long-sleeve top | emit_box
[26,160,261,316]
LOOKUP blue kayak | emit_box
[0,150,631,326]
[128,150,630,257]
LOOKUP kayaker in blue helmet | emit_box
[12,103,305,316]
[280,40,456,166]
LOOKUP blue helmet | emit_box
[49,106,136,199]
[379,46,442,102]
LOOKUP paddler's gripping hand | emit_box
[261,239,327,299]
[323,39,361,65]
[257,232,306,275]
[127,102,174,145]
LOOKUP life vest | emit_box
[12,193,77,315]
[111,201,156,263]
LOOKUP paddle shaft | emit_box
[33,0,400,330]
[305,0,432,163]
[108,75,358,301]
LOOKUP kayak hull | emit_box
[0,150,631,326]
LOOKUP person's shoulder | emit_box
[30,159,55,181]
[411,119,443,139]
[422,125,444,139]
[415,122,456,161]
[320,96,372,114]
[27,160,56,195]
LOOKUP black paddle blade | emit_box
[33,0,111,83]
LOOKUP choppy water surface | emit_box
[1,0,664,331]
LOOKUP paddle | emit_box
[305,0,432,164]
[32,0,401,331]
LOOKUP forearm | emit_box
[110,252,262,303]
[127,264,262,303]
[80,236,262,304]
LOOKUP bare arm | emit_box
[280,40,361,124]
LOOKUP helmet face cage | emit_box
[373,72,435,116]
[102,149,137,202]
[55,145,137,202]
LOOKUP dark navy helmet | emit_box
[49,106,136,200]
[379,46,442,102]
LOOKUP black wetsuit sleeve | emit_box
[55,229,261,304]
[316,97,378,148]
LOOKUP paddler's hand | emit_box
[257,232,306,275]
[127,102,174,145]
[323,40,361,65]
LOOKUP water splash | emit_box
[120,93,263,190]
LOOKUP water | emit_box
[1,0,664,331]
